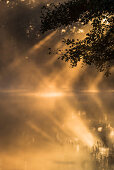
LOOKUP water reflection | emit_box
[0,92,113,170]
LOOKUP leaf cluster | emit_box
[40,0,114,33]
[51,15,114,76]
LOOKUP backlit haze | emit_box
[0,0,114,170]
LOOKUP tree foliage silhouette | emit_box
[41,0,114,75]
[57,16,114,76]
[40,0,113,32]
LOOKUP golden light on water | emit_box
[110,130,114,137]
[65,114,95,148]
[99,147,109,156]
[27,121,54,142]
[35,92,64,98]
[14,90,65,98]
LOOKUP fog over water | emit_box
[0,0,114,169]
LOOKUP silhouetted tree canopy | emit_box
[41,0,114,76]
[40,0,114,32]
[56,16,114,76]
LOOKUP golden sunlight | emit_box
[35,91,64,98]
